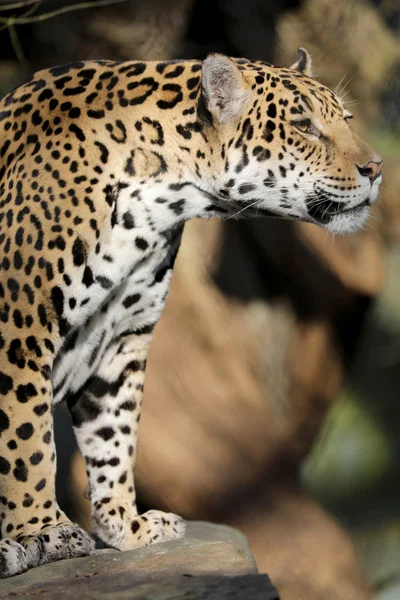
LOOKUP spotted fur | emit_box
[0,49,382,577]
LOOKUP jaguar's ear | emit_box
[290,48,313,77]
[201,54,249,124]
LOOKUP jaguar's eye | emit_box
[295,119,311,132]
[293,118,319,136]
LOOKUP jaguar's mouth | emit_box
[328,197,370,217]
[306,195,370,224]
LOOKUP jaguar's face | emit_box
[201,49,382,234]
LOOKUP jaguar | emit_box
[0,48,382,577]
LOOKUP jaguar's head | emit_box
[201,49,382,234]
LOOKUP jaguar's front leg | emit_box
[0,352,94,579]
[68,328,184,551]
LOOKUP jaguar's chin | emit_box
[321,204,371,235]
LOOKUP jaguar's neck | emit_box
[113,88,228,230]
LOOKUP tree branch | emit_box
[0,0,40,11]
[0,0,130,24]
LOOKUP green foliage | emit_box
[302,392,394,502]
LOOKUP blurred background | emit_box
[0,0,399,597]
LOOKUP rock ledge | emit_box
[0,521,279,599]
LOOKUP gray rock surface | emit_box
[0,521,279,599]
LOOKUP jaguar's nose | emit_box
[356,160,383,183]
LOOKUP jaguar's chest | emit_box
[58,180,175,334]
